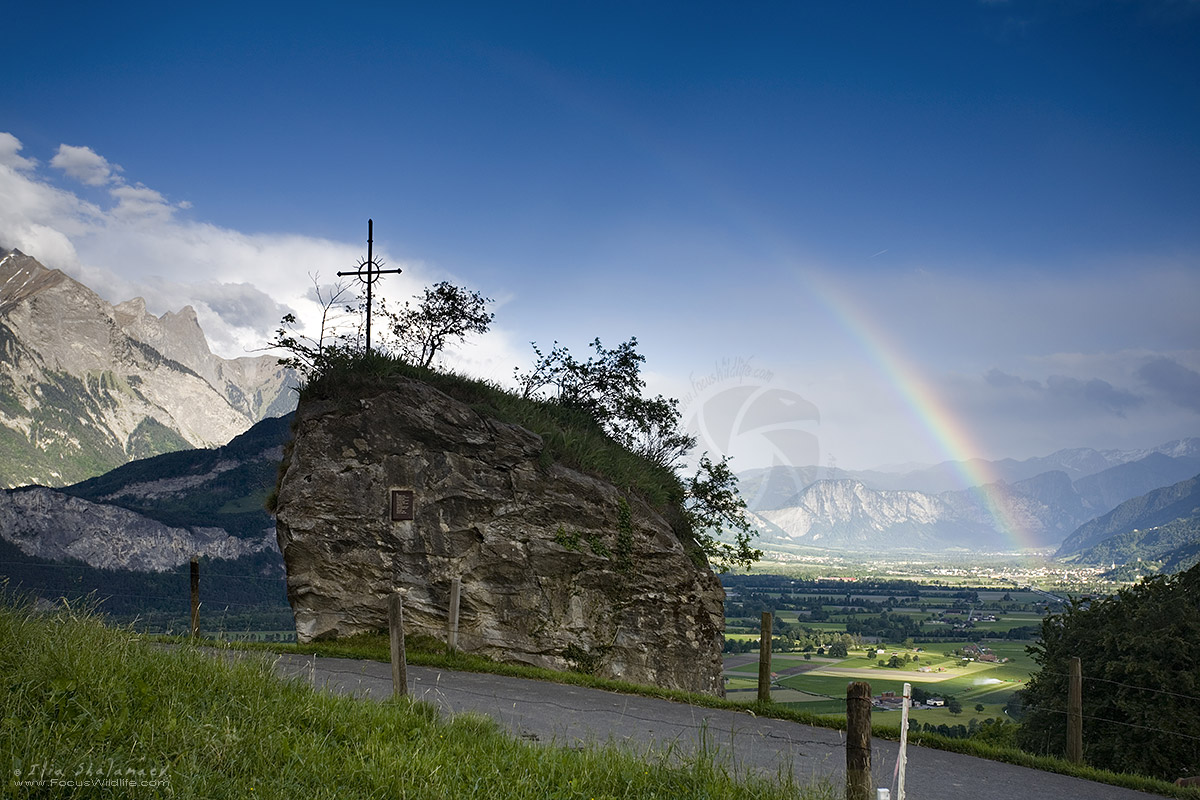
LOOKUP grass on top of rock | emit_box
[1,594,833,800]
[300,348,687,512]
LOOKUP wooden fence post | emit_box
[846,681,872,800]
[1067,656,1083,764]
[757,611,773,704]
[389,591,408,698]
[897,682,910,800]
[189,556,200,639]
[447,577,461,651]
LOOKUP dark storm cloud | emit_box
[1043,375,1143,416]
[304,282,360,306]
[982,369,1142,417]
[1138,358,1200,413]
[190,282,291,330]
[984,369,1040,390]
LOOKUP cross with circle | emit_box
[338,219,403,352]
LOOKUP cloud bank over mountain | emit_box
[0,133,525,374]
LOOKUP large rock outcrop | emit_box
[274,377,726,696]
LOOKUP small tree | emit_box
[268,274,355,381]
[684,452,760,572]
[515,337,760,570]
[384,281,493,368]
[948,697,963,715]
[514,337,697,470]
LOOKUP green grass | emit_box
[1,597,834,800]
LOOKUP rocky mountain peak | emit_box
[0,250,296,488]
[0,248,69,315]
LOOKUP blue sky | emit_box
[2,1,1198,472]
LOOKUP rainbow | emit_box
[809,275,1035,551]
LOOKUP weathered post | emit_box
[757,611,773,704]
[1067,656,1083,764]
[389,590,408,697]
[189,556,200,639]
[447,577,461,652]
[846,681,873,800]
[897,682,911,800]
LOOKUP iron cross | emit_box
[338,219,402,352]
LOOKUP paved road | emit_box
[263,652,1160,800]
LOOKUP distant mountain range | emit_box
[0,248,296,488]
[0,412,290,570]
[740,440,1200,553]
[1056,473,1200,573]
[738,439,1200,507]
[0,413,292,619]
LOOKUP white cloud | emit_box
[0,133,36,171]
[109,183,175,222]
[0,149,101,266]
[0,132,529,373]
[50,143,121,186]
[0,133,407,357]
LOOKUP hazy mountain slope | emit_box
[0,486,274,571]
[1071,514,1200,572]
[757,479,1005,551]
[741,444,1200,553]
[740,439,1200,504]
[0,413,292,620]
[1073,453,1200,516]
[62,412,292,537]
[1056,473,1200,558]
[0,413,292,570]
[753,472,1097,553]
[0,248,296,487]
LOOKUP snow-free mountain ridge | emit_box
[742,442,1200,553]
[0,248,296,487]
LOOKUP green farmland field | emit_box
[725,639,1036,719]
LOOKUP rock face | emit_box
[275,378,726,696]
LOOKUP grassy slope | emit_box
[1,599,832,800]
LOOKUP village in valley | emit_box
[718,571,1061,736]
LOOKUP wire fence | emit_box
[1039,668,1200,703]
[1021,668,1200,745]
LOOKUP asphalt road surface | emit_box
[260,652,1161,800]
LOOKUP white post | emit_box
[897,682,911,800]
[447,577,461,651]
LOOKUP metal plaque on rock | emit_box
[390,489,414,521]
